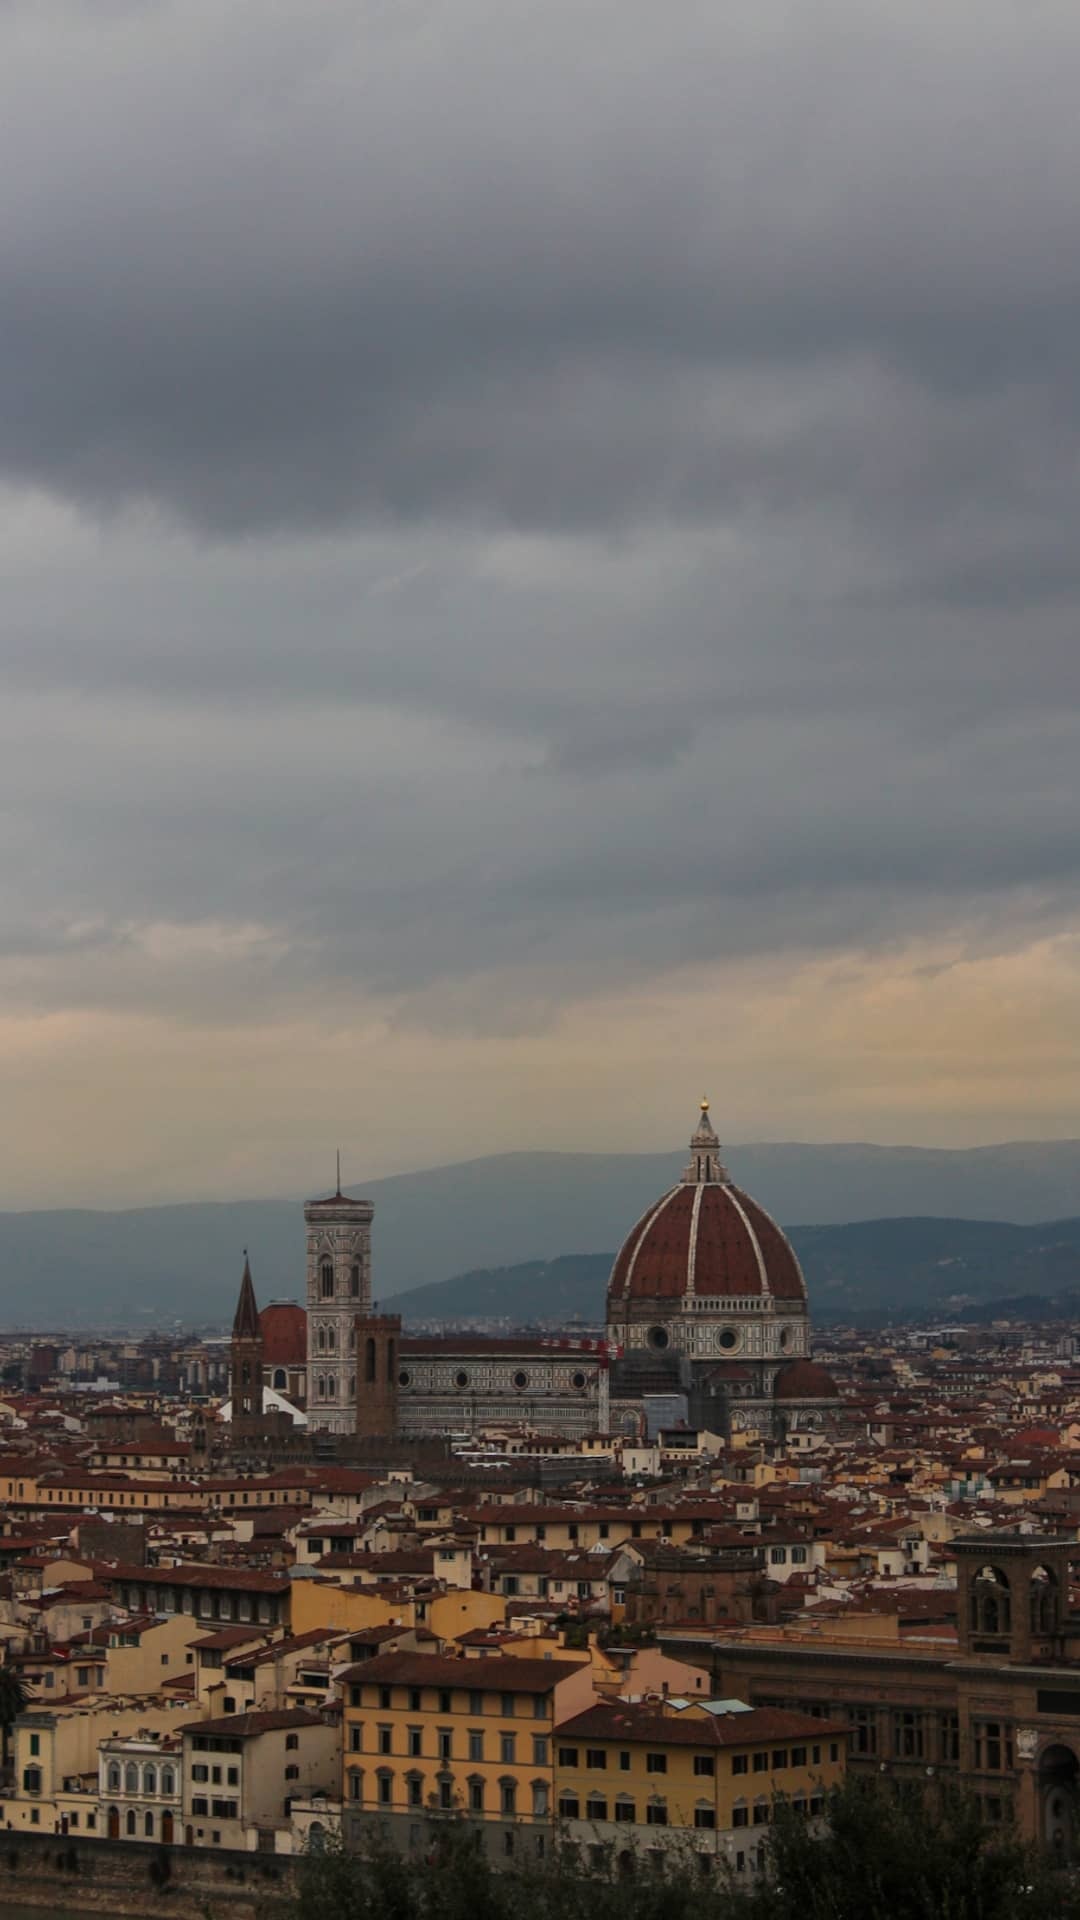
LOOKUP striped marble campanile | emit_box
[304,1170,373,1435]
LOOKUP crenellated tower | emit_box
[304,1167,373,1434]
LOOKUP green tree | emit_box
[0,1665,28,1772]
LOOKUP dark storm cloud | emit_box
[1,0,1079,1039]
[1,0,1080,548]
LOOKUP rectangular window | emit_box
[646,1802,668,1826]
[732,1755,748,1775]
[532,1736,548,1766]
[408,1776,422,1807]
[892,1712,924,1761]
[501,1693,516,1718]
[733,1805,748,1829]
[753,1804,770,1827]
[438,1729,452,1762]
[586,1749,607,1770]
[614,1799,635,1822]
[694,1807,716,1829]
[790,1747,806,1768]
[848,1709,877,1758]
[470,1691,484,1716]
[378,1727,392,1756]
[558,1746,579,1767]
[378,1774,392,1806]
[350,1727,362,1753]
[349,1772,362,1802]
[410,1689,422,1712]
[752,1753,769,1773]
[586,1796,608,1822]
[468,1730,484,1763]
[693,1754,715,1777]
[645,1753,667,1774]
[500,1734,516,1764]
[938,1713,960,1765]
[558,1794,580,1819]
[408,1727,422,1757]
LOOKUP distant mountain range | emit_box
[390,1218,1080,1327]
[1,1137,1079,1329]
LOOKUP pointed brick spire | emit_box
[232,1251,260,1339]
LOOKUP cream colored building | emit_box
[181,1706,340,1852]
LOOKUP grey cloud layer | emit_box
[0,1,1079,1033]
[3,1,1080,540]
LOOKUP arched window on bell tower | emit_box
[320,1259,334,1299]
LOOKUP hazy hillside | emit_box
[1,1138,1079,1328]
[391,1218,1080,1326]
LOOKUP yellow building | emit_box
[554,1697,847,1879]
[341,1649,593,1864]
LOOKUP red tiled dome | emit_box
[260,1303,307,1367]
[773,1359,839,1401]
[608,1182,805,1305]
[607,1106,806,1312]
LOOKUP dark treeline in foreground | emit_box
[292,1777,1080,1920]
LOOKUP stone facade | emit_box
[304,1187,374,1435]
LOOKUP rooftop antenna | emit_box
[336,1149,341,1196]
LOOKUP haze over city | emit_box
[1,0,1079,1210]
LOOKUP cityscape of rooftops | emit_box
[0,4,1079,1915]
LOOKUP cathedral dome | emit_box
[607,1104,806,1314]
[772,1358,839,1401]
[260,1302,307,1367]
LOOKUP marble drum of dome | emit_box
[606,1102,810,1365]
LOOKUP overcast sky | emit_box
[1,0,1079,1208]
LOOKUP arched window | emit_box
[143,1765,157,1795]
[365,1337,376,1383]
[317,1374,326,1399]
[107,1762,121,1793]
[386,1338,396,1383]
[317,1326,326,1352]
[1031,1565,1059,1635]
[327,1375,336,1397]
[144,1810,154,1837]
[320,1260,334,1298]
[349,1327,356,1351]
[126,1808,137,1835]
[161,1767,175,1797]
[349,1374,356,1399]
[532,1781,549,1817]
[125,1762,139,1794]
[327,1326,336,1352]
[241,1360,251,1385]
[972,1566,1011,1636]
[350,1263,361,1297]
[273,1368,287,1391]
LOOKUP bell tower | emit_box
[305,1162,373,1435]
[230,1253,264,1432]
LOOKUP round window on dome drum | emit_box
[648,1326,669,1350]
[513,1370,529,1390]
[718,1327,739,1351]
[398,1369,411,1388]
[571,1370,587,1390]
[454,1369,469,1389]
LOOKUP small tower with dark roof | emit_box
[230,1253,265,1430]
